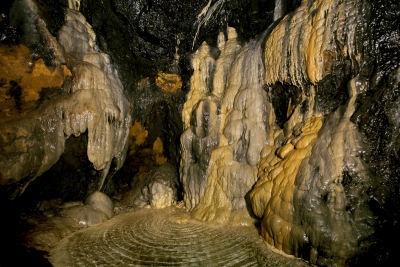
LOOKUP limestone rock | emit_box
[182,42,216,129]
[128,163,179,209]
[84,191,114,219]
[57,9,97,60]
[63,205,109,228]
[265,0,360,86]
[180,95,222,211]
[181,27,274,225]
[0,0,131,196]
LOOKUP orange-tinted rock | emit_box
[155,72,182,93]
[0,44,71,123]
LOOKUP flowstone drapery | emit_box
[0,0,131,197]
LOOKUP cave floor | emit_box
[48,207,309,267]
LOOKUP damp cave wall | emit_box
[0,0,293,205]
[0,0,399,266]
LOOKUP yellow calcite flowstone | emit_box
[250,116,323,254]
[265,0,358,86]
[155,72,182,93]
[0,44,71,123]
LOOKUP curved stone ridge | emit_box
[49,208,308,267]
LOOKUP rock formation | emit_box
[0,0,399,266]
[180,0,400,265]
[0,0,131,197]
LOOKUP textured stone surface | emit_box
[181,25,273,225]
[250,116,323,254]
[180,95,222,211]
[1,0,399,265]
[0,1,131,196]
[124,163,179,209]
[0,44,71,123]
[179,0,400,265]
[49,208,309,267]
[264,0,359,86]
[84,191,114,219]
[21,200,111,252]
[58,9,97,60]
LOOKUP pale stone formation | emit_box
[128,163,179,209]
[63,205,109,228]
[212,27,241,99]
[181,26,275,225]
[23,200,110,251]
[181,0,377,264]
[180,95,222,211]
[84,191,114,219]
[0,0,131,196]
[58,10,98,60]
[249,0,375,265]
[49,208,309,267]
[265,0,359,86]
[182,42,216,129]
[68,0,80,11]
[192,37,274,225]
[289,77,374,266]
[250,115,323,253]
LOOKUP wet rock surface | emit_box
[49,208,309,267]
[0,0,399,266]
[123,163,180,209]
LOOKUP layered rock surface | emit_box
[0,0,398,266]
[49,208,309,267]
[0,0,131,197]
[180,0,399,265]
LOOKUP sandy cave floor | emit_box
[48,207,310,267]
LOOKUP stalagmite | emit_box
[1,0,397,265]
[180,0,379,264]
[181,27,274,225]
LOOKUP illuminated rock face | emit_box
[0,0,398,265]
[265,0,359,87]
[181,95,222,211]
[181,27,273,225]
[0,1,131,197]
[127,163,179,209]
[181,0,398,264]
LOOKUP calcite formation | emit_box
[265,0,359,86]
[180,0,386,264]
[180,95,222,211]
[124,163,179,209]
[49,208,308,267]
[0,0,398,265]
[181,26,273,225]
[0,0,131,197]
[84,190,114,219]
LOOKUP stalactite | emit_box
[0,0,131,197]
[265,0,359,87]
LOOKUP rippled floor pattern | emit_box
[49,208,309,267]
